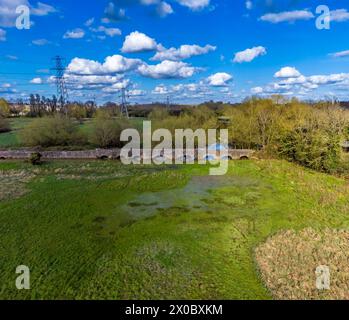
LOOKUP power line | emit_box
[0,60,47,65]
[0,72,39,75]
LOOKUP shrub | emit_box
[277,107,345,173]
[20,115,86,147]
[148,107,169,121]
[90,111,131,148]
[0,116,10,133]
[278,127,341,172]
[67,104,87,123]
[29,152,42,165]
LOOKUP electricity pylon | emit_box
[51,56,68,110]
[120,87,129,118]
[166,95,171,110]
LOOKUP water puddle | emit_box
[123,175,260,219]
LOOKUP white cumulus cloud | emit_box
[207,72,232,87]
[101,79,131,93]
[260,10,314,23]
[152,44,216,61]
[176,0,210,11]
[121,31,159,53]
[307,73,349,85]
[251,86,263,94]
[233,46,266,63]
[30,77,43,84]
[66,55,142,75]
[152,84,170,94]
[138,60,198,79]
[254,68,349,98]
[274,67,302,78]
[49,73,130,93]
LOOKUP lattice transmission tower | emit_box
[51,56,68,110]
[166,95,171,110]
[120,87,129,118]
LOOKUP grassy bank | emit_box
[0,160,349,299]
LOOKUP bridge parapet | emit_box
[0,148,254,160]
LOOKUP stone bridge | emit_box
[0,148,255,161]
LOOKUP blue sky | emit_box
[1,0,349,104]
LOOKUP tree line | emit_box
[1,95,349,174]
[149,97,349,173]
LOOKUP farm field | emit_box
[1,159,349,300]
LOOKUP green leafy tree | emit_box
[0,98,10,117]
[67,104,87,123]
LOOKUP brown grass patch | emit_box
[255,228,349,300]
[0,170,35,201]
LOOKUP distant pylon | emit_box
[120,87,129,118]
[51,56,68,110]
[166,95,171,110]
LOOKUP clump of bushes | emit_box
[67,103,87,123]
[18,111,134,149]
[20,115,86,147]
[148,107,170,121]
[221,97,349,173]
[278,127,341,172]
[0,117,10,133]
[90,110,132,148]
[277,105,346,172]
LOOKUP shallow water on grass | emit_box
[123,175,261,219]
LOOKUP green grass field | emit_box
[1,159,349,300]
[0,117,145,149]
[0,118,34,148]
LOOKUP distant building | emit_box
[9,103,30,117]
